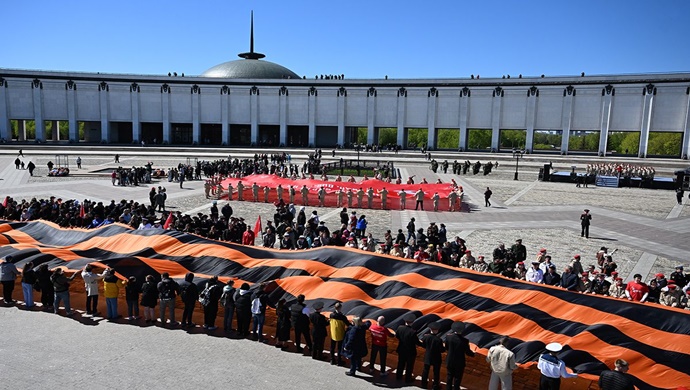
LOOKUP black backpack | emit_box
[159,280,174,299]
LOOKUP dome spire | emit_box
[238,11,265,60]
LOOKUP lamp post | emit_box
[512,148,524,180]
[356,144,361,176]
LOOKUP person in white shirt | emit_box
[537,342,577,389]
[526,261,544,283]
[487,337,517,390]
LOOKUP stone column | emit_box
[279,87,288,146]
[561,86,575,153]
[366,87,376,145]
[599,85,614,156]
[130,83,140,143]
[638,84,655,157]
[0,78,9,141]
[427,87,437,149]
[98,81,109,142]
[52,120,59,141]
[32,79,45,141]
[221,86,229,145]
[525,87,538,152]
[18,120,26,141]
[192,85,201,144]
[458,87,470,150]
[162,84,171,144]
[396,87,406,147]
[308,87,316,147]
[490,87,503,151]
[250,86,259,145]
[337,87,346,147]
[682,88,690,159]
[66,80,78,142]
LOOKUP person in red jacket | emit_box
[369,315,393,376]
[242,226,255,246]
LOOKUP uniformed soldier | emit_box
[252,182,259,202]
[432,192,440,212]
[236,181,245,201]
[301,185,310,206]
[357,188,365,208]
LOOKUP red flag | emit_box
[79,203,85,219]
[163,212,174,230]
[254,215,262,235]
[2,196,8,208]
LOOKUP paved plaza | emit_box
[1,146,688,389]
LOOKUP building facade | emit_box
[1,69,690,157]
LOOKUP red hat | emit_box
[668,284,677,289]
[611,271,619,275]
[615,277,623,281]
[393,243,400,247]
[539,248,547,253]
[517,261,524,265]
[655,273,664,278]
[465,250,471,254]
[582,272,589,276]
[574,254,581,259]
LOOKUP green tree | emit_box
[648,132,682,156]
[437,129,459,149]
[569,131,600,152]
[377,128,397,145]
[617,132,640,155]
[533,131,562,150]
[468,129,492,150]
[407,128,428,147]
[357,127,367,144]
[499,129,526,149]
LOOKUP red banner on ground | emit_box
[220,174,464,211]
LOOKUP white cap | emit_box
[545,342,563,352]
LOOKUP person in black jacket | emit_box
[178,272,199,328]
[290,294,312,352]
[124,276,140,320]
[343,316,371,376]
[275,298,292,349]
[36,264,55,311]
[234,282,253,337]
[157,272,179,326]
[201,276,223,330]
[20,261,37,308]
[395,313,419,383]
[445,322,475,390]
[50,267,78,315]
[421,321,445,389]
[598,359,634,390]
[559,266,579,291]
[309,301,328,360]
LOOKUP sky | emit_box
[3,0,689,79]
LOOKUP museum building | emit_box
[1,20,690,158]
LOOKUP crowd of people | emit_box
[430,159,498,176]
[586,163,656,179]
[0,151,683,389]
